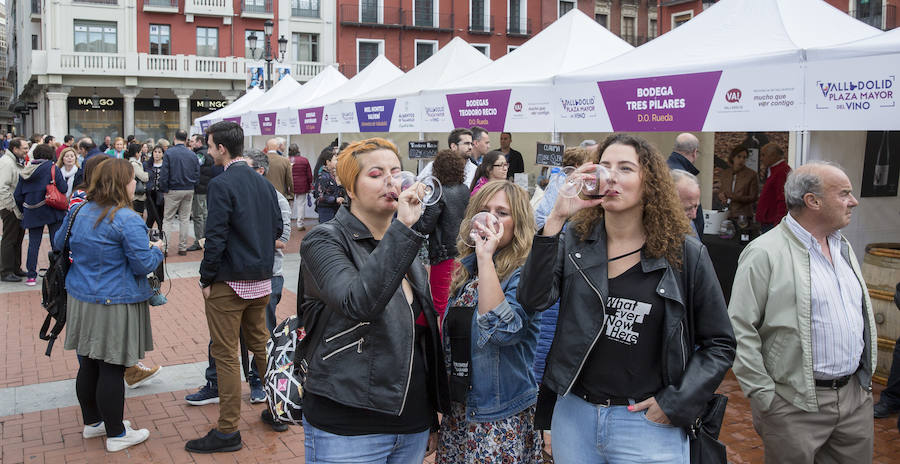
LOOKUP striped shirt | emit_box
[784,213,864,379]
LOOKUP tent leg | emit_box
[551,131,560,144]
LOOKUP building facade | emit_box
[334,0,621,77]
[592,0,658,46]
[658,0,898,34]
[7,0,335,141]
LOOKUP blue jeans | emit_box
[551,393,689,464]
[303,419,429,464]
[264,275,284,335]
[26,221,62,278]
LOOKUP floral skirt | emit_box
[436,402,544,464]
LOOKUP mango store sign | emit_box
[299,107,324,134]
[258,112,277,135]
[596,71,721,132]
[355,99,396,132]
[445,90,511,132]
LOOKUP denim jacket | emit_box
[443,254,542,422]
[54,202,164,304]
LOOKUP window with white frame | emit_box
[292,0,319,18]
[507,45,518,54]
[74,21,117,53]
[357,39,383,72]
[415,0,436,27]
[471,0,489,32]
[595,13,607,28]
[672,10,692,28]
[472,43,489,57]
[508,0,526,34]
[558,0,574,17]
[149,24,170,55]
[293,33,319,62]
[361,0,380,23]
[414,40,438,66]
[196,27,218,57]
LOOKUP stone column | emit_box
[120,86,141,137]
[221,89,242,104]
[173,88,194,131]
[45,86,71,138]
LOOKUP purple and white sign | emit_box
[224,116,241,124]
[199,120,210,132]
[258,112,277,135]
[596,71,722,132]
[446,89,512,132]
[299,107,323,134]
[355,99,396,132]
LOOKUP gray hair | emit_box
[671,169,700,188]
[673,134,699,154]
[784,160,843,211]
[245,149,269,175]
[579,139,598,148]
[276,137,286,150]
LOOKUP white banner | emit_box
[504,86,555,132]
[703,65,803,132]
[552,83,612,133]
[804,55,900,131]
[321,102,357,134]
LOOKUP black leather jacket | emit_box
[413,183,470,264]
[517,222,735,427]
[299,206,450,417]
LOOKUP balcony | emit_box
[339,4,403,28]
[184,0,233,17]
[404,10,453,31]
[31,50,330,83]
[469,14,494,34]
[143,0,178,13]
[73,0,118,4]
[506,17,531,37]
[241,0,274,19]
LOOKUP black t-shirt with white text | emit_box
[575,262,666,402]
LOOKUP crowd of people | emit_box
[0,122,896,463]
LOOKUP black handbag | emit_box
[689,393,729,464]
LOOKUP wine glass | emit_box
[557,165,611,199]
[392,171,443,206]
[557,166,583,198]
[463,212,500,247]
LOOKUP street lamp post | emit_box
[247,19,288,90]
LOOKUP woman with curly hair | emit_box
[518,133,735,463]
[436,180,543,463]
[413,149,470,318]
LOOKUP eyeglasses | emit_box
[493,163,509,168]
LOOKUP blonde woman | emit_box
[56,146,80,200]
[436,180,543,463]
[105,137,127,159]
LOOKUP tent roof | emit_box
[195,87,264,124]
[247,74,302,110]
[356,37,492,100]
[808,28,900,60]
[442,9,633,90]
[557,0,881,83]
[305,55,404,107]
[278,65,348,109]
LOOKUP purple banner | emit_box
[299,107,323,134]
[596,71,722,132]
[446,89,512,132]
[258,112,277,135]
[355,99,396,132]
[199,120,210,132]
[223,116,241,124]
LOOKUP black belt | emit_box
[814,374,852,389]
[574,387,646,407]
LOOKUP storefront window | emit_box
[68,96,123,143]
[135,98,178,142]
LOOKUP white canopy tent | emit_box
[193,87,264,132]
[298,55,404,134]
[347,37,492,133]
[418,9,634,133]
[552,0,881,133]
[804,27,900,130]
[242,65,348,136]
[240,74,303,136]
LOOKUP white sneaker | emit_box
[106,426,150,452]
[82,420,132,439]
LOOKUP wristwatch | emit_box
[198,280,210,289]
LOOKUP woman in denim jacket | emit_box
[437,180,543,463]
[55,159,165,453]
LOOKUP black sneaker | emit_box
[13,269,27,277]
[1,273,22,282]
[185,429,242,454]
[261,409,288,432]
[186,243,202,252]
[874,400,900,418]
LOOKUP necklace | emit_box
[608,246,643,263]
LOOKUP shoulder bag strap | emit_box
[63,202,88,254]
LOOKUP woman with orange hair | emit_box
[518,134,735,463]
[299,138,449,463]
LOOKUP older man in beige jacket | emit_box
[0,138,26,282]
[729,161,877,464]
